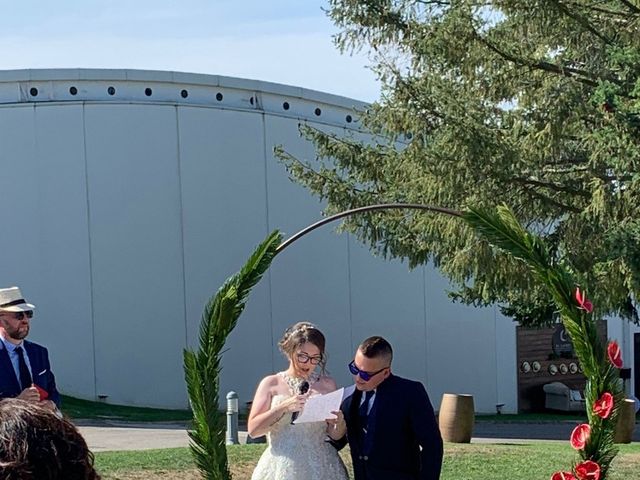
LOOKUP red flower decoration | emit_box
[575,460,601,480]
[575,287,593,313]
[551,472,576,480]
[607,341,623,368]
[570,423,591,450]
[593,392,614,419]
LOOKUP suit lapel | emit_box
[0,341,21,393]
[345,387,363,451]
[349,387,363,426]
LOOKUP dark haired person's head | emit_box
[0,399,100,480]
[278,321,327,377]
[350,336,393,391]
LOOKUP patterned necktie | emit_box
[15,346,32,390]
[359,390,375,435]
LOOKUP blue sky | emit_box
[0,0,380,102]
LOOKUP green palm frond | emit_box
[183,230,282,480]
[463,205,550,270]
[463,206,623,479]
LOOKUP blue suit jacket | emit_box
[0,339,61,407]
[340,375,443,480]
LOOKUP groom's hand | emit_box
[326,410,347,439]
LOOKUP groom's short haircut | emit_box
[359,336,393,364]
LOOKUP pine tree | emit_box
[279,0,640,325]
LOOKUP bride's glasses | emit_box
[296,353,322,365]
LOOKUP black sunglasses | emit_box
[348,360,387,381]
[1,311,33,321]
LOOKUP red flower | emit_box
[575,460,601,480]
[570,423,590,450]
[551,472,576,480]
[593,392,614,419]
[575,287,593,313]
[607,341,623,368]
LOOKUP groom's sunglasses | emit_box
[348,360,388,381]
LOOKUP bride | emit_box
[248,322,349,480]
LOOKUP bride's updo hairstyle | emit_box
[278,322,327,373]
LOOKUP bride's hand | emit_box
[278,394,308,413]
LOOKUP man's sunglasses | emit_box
[348,360,387,381]
[0,311,33,321]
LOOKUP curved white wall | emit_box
[0,69,517,412]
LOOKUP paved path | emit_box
[77,420,639,452]
[77,420,192,452]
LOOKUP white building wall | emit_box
[607,317,639,399]
[0,69,517,412]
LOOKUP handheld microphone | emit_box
[291,381,310,424]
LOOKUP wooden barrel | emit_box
[438,393,475,443]
[614,398,637,444]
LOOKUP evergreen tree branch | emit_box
[517,185,583,213]
[511,177,591,197]
[570,2,635,17]
[473,27,629,91]
[274,147,369,196]
[553,0,614,45]
[617,0,640,14]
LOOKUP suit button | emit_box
[358,455,363,460]
[363,456,368,461]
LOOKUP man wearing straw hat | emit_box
[0,286,60,409]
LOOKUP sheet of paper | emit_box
[293,387,344,424]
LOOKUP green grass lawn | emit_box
[61,395,192,422]
[95,442,640,480]
[475,412,588,422]
[61,393,635,425]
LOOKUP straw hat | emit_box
[0,287,36,312]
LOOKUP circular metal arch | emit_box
[277,203,462,253]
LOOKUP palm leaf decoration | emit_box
[183,230,282,480]
[463,205,624,479]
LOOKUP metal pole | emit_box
[226,391,239,445]
[276,203,461,254]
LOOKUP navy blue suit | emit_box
[340,374,443,480]
[0,339,60,407]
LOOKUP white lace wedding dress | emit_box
[251,394,349,480]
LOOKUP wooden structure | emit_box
[516,321,607,412]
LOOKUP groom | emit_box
[336,336,443,480]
